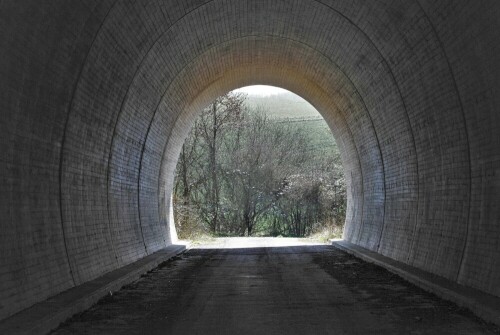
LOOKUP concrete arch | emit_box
[1,0,500,320]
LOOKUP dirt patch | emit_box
[313,247,500,334]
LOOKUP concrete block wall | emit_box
[1,0,499,321]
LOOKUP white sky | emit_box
[233,85,291,96]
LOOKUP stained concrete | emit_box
[0,244,186,335]
[333,240,500,327]
[1,0,500,322]
[51,238,499,335]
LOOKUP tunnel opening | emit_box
[2,0,500,326]
[171,85,346,241]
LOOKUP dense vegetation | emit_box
[173,92,346,239]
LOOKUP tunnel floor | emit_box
[52,238,499,334]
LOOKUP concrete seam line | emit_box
[57,0,120,287]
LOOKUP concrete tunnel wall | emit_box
[1,0,500,320]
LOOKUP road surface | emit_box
[52,238,498,334]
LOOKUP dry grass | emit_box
[307,224,344,243]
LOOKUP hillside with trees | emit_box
[173,92,346,239]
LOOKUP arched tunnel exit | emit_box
[170,85,346,239]
[1,0,500,332]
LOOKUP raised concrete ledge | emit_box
[0,244,187,335]
[332,240,500,328]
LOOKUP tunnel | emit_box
[1,0,500,322]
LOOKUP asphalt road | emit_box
[52,238,499,334]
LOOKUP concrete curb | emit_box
[331,240,500,328]
[0,244,187,335]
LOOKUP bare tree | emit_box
[188,92,246,234]
[223,110,311,235]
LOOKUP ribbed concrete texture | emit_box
[1,0,499,321]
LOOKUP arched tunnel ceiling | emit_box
[1,0,500,321]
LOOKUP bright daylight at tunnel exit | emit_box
[172,85,346,241]
[1,1,500,334]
